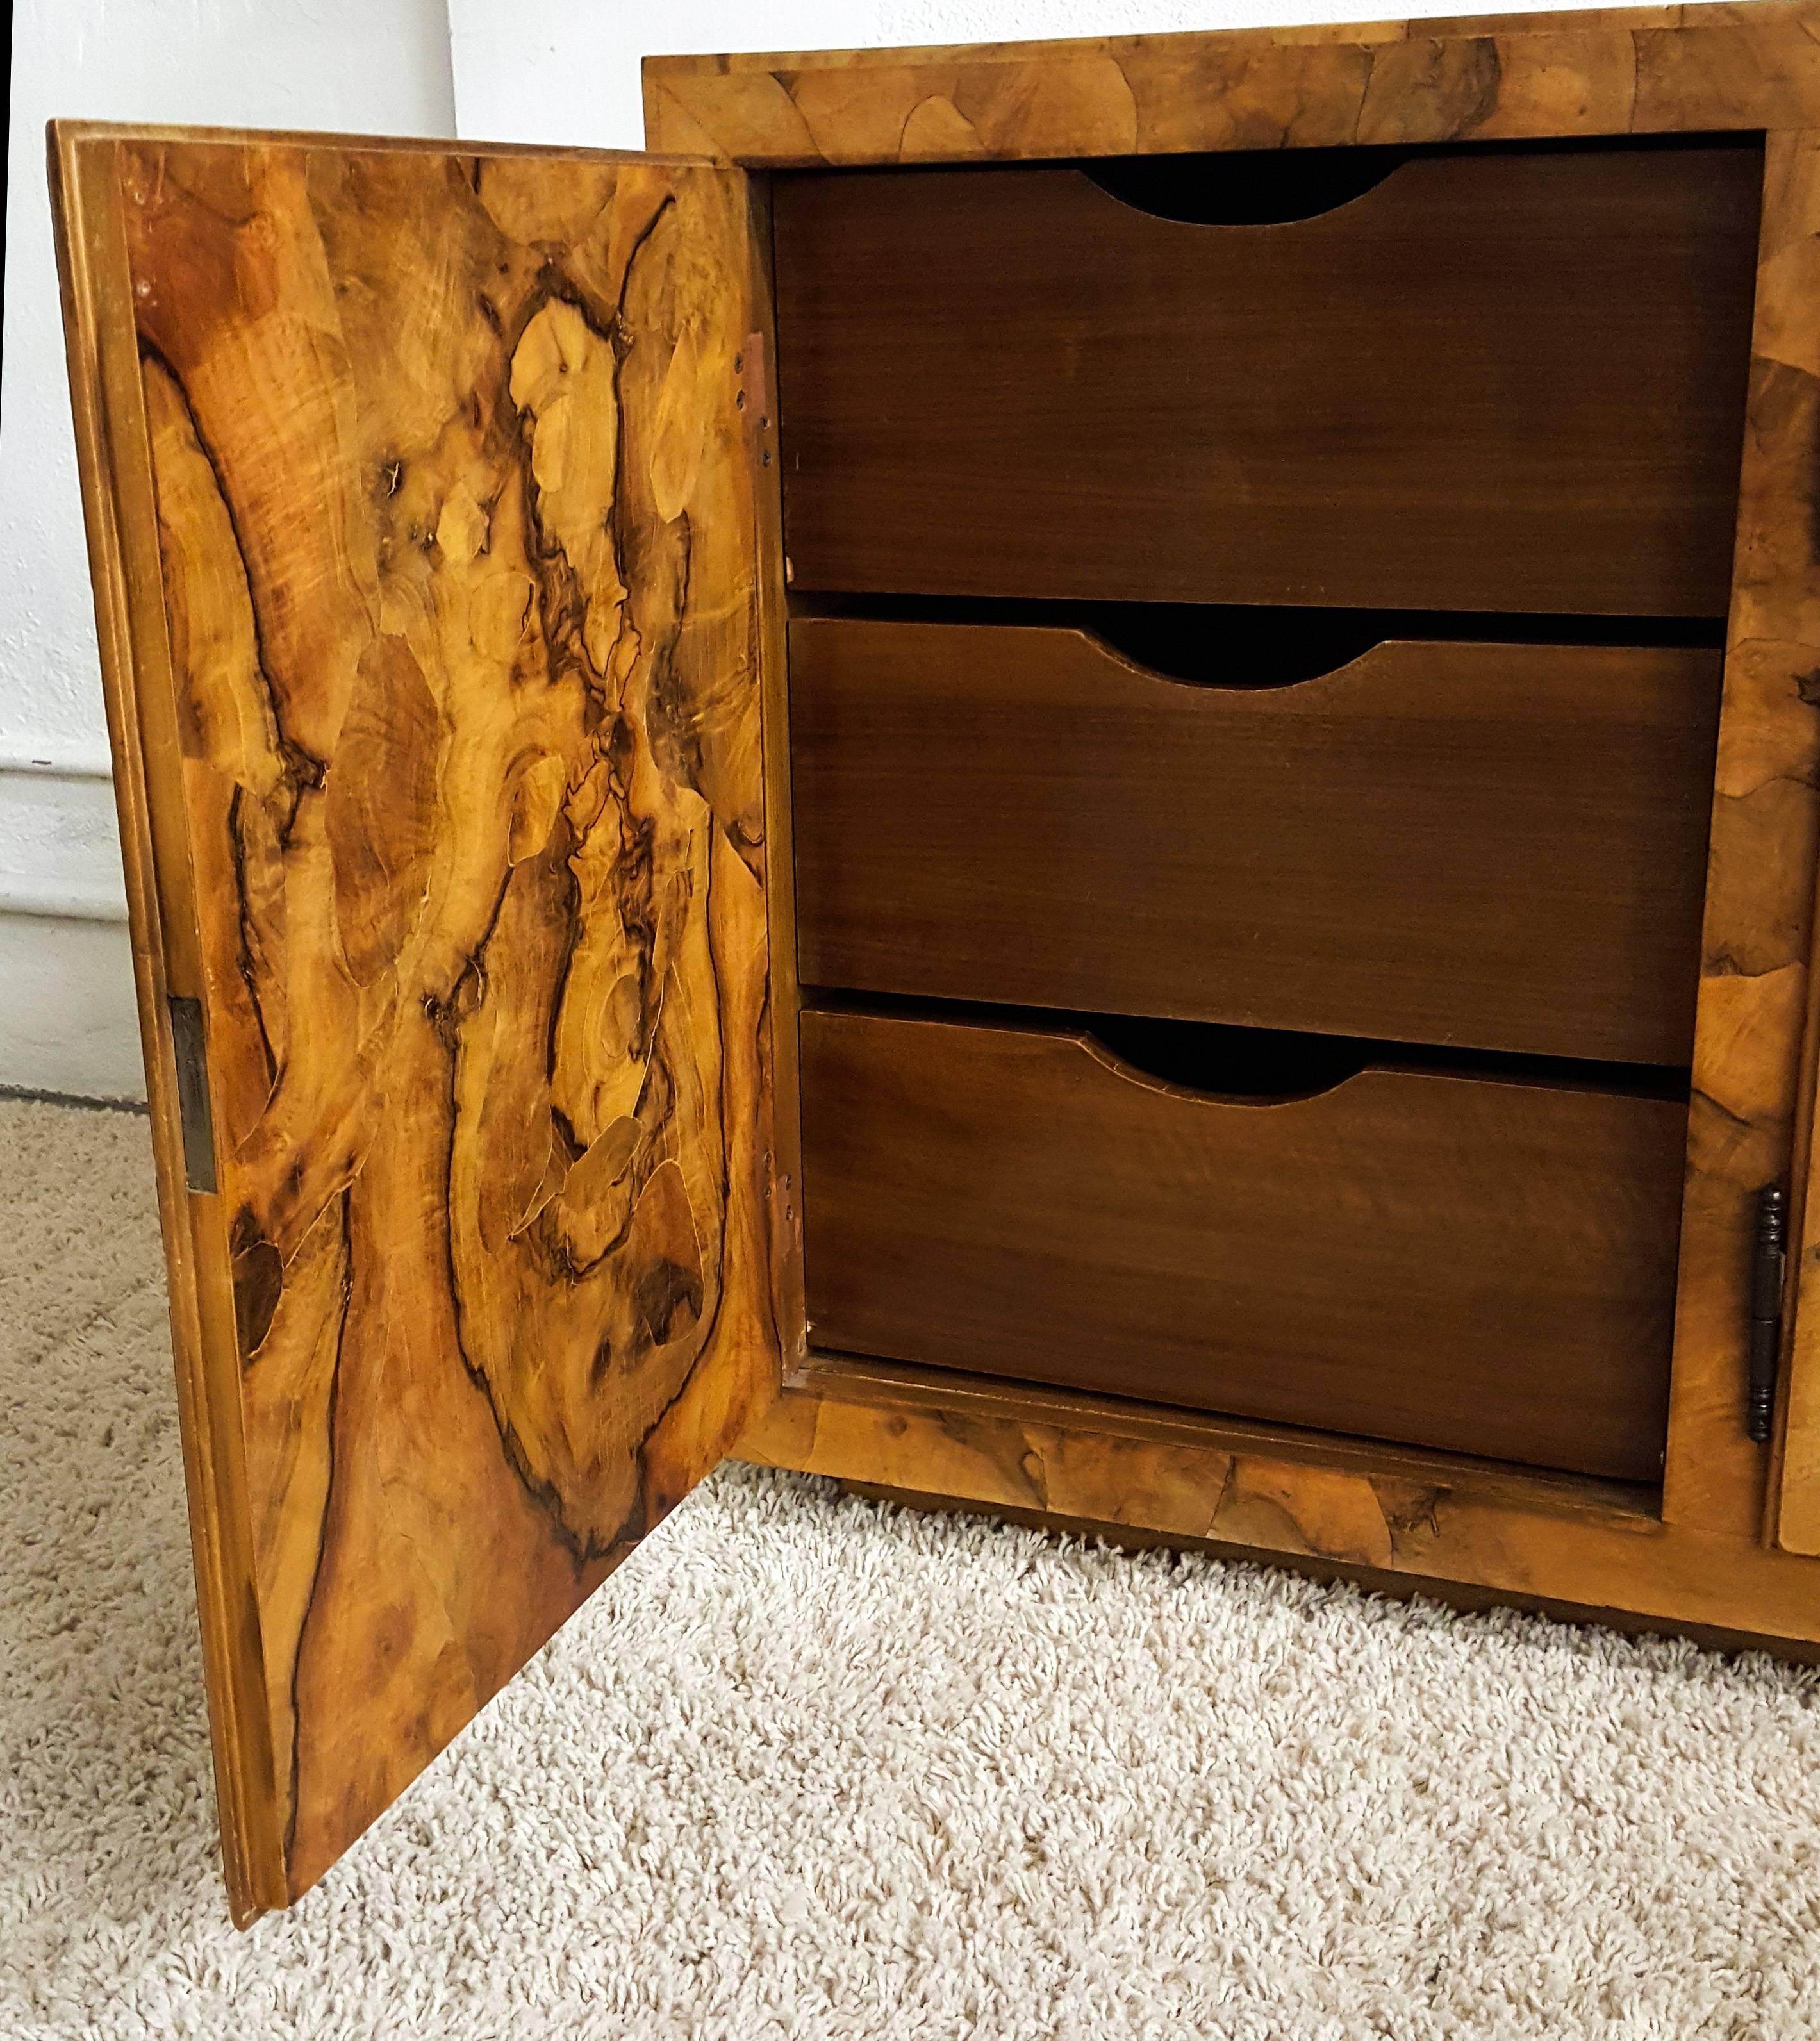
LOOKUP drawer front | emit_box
[774,144,1760,616]
[790,620,1721,1066]
[800,1012,1685,1482]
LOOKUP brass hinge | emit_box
[1748,1181,1787,1444]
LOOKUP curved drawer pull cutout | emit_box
[1074,134,1751,231]
[1075,604,1728,691]
[1068,1014,1690,1111]
[1077,1016,1372,1108]
[1080,146,1411,227]
[1078,608,1389,691]
[1075,625,1403,698]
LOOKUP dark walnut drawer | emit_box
[790,618,1721,1066]
[800,1011,1685,1483]
[773,142,1760,616]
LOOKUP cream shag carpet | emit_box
[6,1096,1820,2038]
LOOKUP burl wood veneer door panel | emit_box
[772,142,1760,616]
[51,126,788,1919]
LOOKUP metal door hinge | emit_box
[168,995,217,1194]
[1748,1181,1787,1444]
[737,331,774,469]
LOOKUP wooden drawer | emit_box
[790,618,1721,1066]
[800,1011,1685,1482]
[773,142,1760,616]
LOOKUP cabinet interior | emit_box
[765,135,1766,1501]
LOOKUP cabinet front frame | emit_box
[645,1,1820,1623]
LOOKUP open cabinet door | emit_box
[51,124,792,1922]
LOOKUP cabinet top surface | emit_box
[646,0,1808,74]
[641,0,1820,163]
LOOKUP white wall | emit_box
[5,0,1619,1100]
[0,0,456,1100]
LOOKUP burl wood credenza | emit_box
[50,0,1820,1923]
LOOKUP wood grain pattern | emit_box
[1748,129,1820,1555]
[800,1011,1686,1481]
[742,206,811,1384]
[790,619,1721,1064]
[740,1351,1820,1654]
[53,126,785,1910]
[644,4,1820,163]
[44,3,1820,1927]
[771,146,1758,616]
[51,127,283,1924]
[1667,128,1820,1540]
[838,1478,1820,1663]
